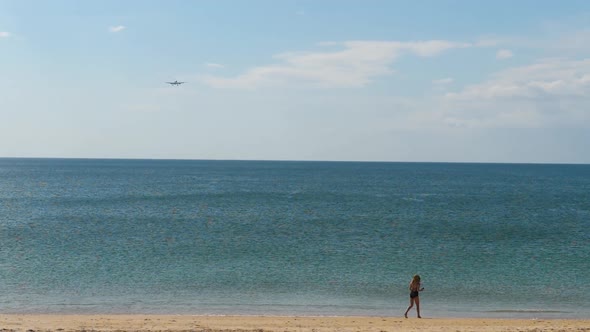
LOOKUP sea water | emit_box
[0,158,589,318]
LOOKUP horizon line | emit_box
[0,156,588,166]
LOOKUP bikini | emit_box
[410,283,420,298]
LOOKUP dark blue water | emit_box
[1,158,589,318]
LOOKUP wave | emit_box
[485,309,569,313]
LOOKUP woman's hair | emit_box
[410,274,420,291]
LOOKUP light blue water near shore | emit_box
[0,158,589,318]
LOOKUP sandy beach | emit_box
[0,314,589,332]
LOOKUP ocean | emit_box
[0,158,589,318]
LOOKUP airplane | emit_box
[166,80,185,86]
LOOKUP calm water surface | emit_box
[0,159,589,318]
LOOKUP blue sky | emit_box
[1,0,590,163]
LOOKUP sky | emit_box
[1,0,590,163]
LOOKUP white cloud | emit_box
[474,37,503,47]
[478,28,590,54]
[0,31,11,38]
[556,29,590,51]
[441,58,590,128]
[496,49,513,59]
[201,40,472,89]
[433,77,454,85]
[109,25,126,33]
[447,58,590,100]
[205,63,225,69]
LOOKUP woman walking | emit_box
[404,275,424,318]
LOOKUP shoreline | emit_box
[1,314,589,332]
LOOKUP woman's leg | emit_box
[415,296,421,318]
[404,298,415,318]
